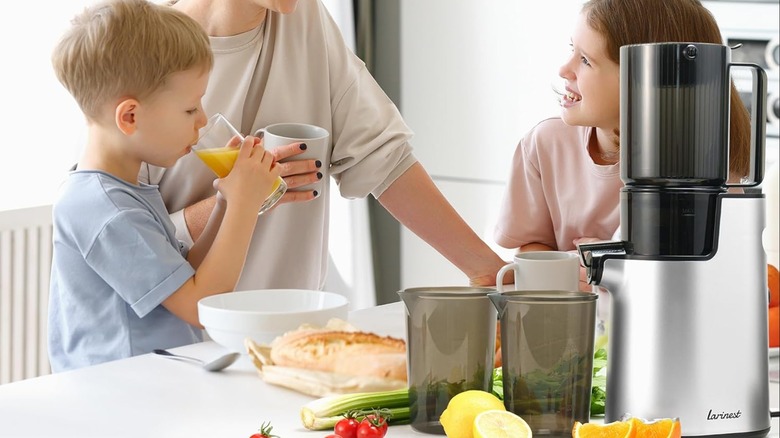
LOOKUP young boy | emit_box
[48,0,279,372]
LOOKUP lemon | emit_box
[439,390,506,438]
[473,410,532,438]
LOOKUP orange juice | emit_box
[194,147,239,178]
[194,147,283,194]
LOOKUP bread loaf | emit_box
[270,330,407,382]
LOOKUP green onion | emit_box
[300,387,410,430]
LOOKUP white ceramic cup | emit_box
[254,123,329,192]
[495,251,580,293]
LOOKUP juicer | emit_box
[578,42,769,437]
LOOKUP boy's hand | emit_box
[214,136,280,213]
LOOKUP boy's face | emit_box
[557,12,620,132]
[131,67,210,168]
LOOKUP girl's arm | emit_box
[519,243,556,252]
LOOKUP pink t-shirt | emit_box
[494,118,623,251]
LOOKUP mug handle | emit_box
[495,263,516,293]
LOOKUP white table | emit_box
[0,302,777,437]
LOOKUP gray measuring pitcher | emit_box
[398,287,497,434]
[489,291,597,437]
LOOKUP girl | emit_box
[494,0,751,290]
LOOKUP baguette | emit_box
[270,330,407,382]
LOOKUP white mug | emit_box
[496,251,580,293]
[254,123,329,192]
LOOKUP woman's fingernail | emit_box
[315,160,322,168]
[313,190,319,197]
[316,172,323,180]
[299,143,307,150]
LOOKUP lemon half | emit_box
[473,410,532,438]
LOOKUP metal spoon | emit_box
[152,349,240,372]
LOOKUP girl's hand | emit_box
[270,142,322,204]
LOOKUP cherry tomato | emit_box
[324,435,343,438]
[249,421,278,438]
[357,414,388,438]
[334,415,360,438]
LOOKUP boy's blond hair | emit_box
[52,0,213,120]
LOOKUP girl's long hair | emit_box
[583,0,752,178]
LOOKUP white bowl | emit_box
[198,289,349,352]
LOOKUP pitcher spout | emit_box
[397,289,417,316]
[487,292,508,317]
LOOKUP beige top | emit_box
[141,0,416,290]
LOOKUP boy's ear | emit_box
[115,98,139,135]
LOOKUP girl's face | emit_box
[558,12,620,131]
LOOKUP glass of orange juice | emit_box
[193,113,286,215]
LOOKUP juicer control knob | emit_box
[683,44,698,60]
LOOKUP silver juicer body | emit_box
[579,42,770,437]
[594,195,769,436]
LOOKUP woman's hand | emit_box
[269,142,323,205]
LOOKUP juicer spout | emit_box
[577,241,630,285]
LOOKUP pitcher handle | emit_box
[726,62,767,188]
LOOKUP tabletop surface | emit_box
[0,301,777,438]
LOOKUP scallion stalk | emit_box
[300,387,410,430]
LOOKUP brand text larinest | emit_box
[706,409,742,420]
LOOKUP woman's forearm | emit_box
[186,196,226,268]
[183,195,218,242]
[378,163,506,286]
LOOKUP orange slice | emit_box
[572,420,634,438]
[630,417,682,438]
[572,417,681,438]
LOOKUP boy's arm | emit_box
[163,138,278,327]
[163,202,258,327]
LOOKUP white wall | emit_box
[400,1,584,183]
[397,0,585,287]
[0,2,94,212]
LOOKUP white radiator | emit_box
[0,204,53,384]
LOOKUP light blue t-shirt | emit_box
[48,171,200,372]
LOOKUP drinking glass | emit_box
[193,113,286,214]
